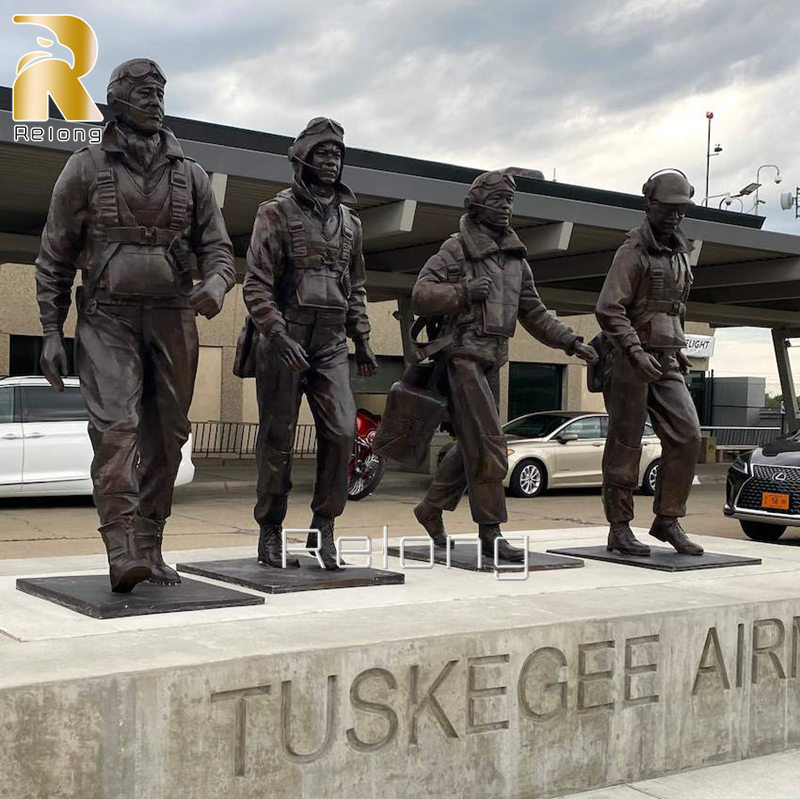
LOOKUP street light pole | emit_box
[705,111,713,207]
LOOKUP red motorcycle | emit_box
[348,409,386,501]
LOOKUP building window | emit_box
[508,362,563,420]
[19,386,88,422]
[348,355,405,393]
[9,335,75,377]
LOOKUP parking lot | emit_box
[3,459,798,560]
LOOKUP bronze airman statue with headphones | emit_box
[595,169,704,557]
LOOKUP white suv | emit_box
[0,376,194,497]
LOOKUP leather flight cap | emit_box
[467,170,516,205]
[107,59,167,92]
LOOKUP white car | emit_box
[0,376,194,497]
[503,411,661,498]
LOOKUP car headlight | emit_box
[731,456,749,475]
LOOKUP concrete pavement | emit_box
[2,459,798,561]
[562,749,800,798]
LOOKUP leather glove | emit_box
[676,350,692,375]
[466,276,492,302]
[273,331,310,372]
[41,331,68,392]
[571,342,599,364]
[354,338,378,377]
[629,348,663,382]
[189,274,228,319]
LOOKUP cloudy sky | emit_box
[6,0,800,392]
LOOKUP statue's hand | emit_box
[41,332,68,392]
[466,276,492,302]
[273,331,310,372]
[354,338,378,377]
[190,274,227,319]
[676,350,692,375]
[572,342,599,364]
[630,349,663,382]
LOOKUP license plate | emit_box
[762,492,790,510]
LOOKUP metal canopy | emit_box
[2,92,800,329]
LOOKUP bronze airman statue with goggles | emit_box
[411,170,598,560]
[36,58,236,592]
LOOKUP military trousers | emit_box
[423,355,508,525]
[253,314,356,528]
[75,301,198,533]
[602,349,700,523]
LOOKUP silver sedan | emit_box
[502,411,662,498]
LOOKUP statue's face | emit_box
[646,199,686,236]
[473,189,514,229]
[306,142,342,186]
[120,77,165,135]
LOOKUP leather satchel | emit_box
[374,360,448,471]
[233,316,259,378]
[586,332,609,393]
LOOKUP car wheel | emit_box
[509,459,547,498]
[641,459,660,496]
[739,520,787,542]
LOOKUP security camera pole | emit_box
[595,169,704,557]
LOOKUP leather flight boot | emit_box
[649,516,704,555]
[607,523,651,556]
[100,522,152,593]
[479,524,526,563]
[308,515,342,571]
[413,500,451,548]
[258,524,300,568]
[133,517,181,585]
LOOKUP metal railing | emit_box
[191,421,318,458]
[700,426,781,451]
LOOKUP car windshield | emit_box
[503,414,574,438]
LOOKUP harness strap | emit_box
[287,217,308,258]
[105,226,177,246]
[89,150,121,229]
[168,162,190,231]
[642,251,690,315]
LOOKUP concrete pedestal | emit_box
[2,527,799,799]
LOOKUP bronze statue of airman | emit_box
[242,118,377,571]
[595,169,703,557]
[411,170,598,560]
[36,59,236,592]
